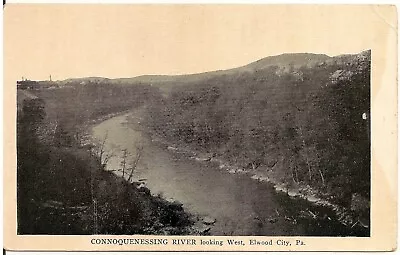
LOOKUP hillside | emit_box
[53,51,367,93]
[17,50,371,234]
[143,50,371,226]
[17,85,195,234]
[34,49,371,215]
[244,53,331,70]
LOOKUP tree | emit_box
[127,145,143,183]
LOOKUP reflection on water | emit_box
[92,112,366,236]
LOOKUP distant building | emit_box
[17,80,38,90]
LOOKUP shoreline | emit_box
[162,137,369,231]
[87,108,369,235]
[83,109,215,235]
[131,110,369,233]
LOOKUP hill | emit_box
[18,49,371,234]
[54,51,369,93]
[143,49,371,227]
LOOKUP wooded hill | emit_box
[17,84,193,234]
[144,50,371,215]
[49,50,370,212]
[49,52,357,94]
[18,50,370,232]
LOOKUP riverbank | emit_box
[165,139,368,232]
[17,92,200,235]
[127,108,369,235]
[81,110,218,235]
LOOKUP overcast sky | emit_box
[4,5,393,82]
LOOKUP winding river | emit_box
[91,110,367,236]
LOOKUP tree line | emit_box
[145,56,370,210]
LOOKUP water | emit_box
[91,111,367,236]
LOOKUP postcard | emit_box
[3,4,397,252]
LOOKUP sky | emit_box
[4,4,395,82]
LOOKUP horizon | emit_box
[5,5,382,84]
[15,50,369,82]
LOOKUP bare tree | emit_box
[109,144,143,181]
[94,131,115,168]
[98,132,108,164]
[127,144,143,183]
[120,149,128,178]
[102,150,115,167]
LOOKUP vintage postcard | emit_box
[3,4,397,252]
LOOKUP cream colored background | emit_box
[3,4,398,251]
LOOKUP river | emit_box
[91,110,367,236]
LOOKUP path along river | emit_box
[91,110,367,236]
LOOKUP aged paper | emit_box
[3,4,397,251]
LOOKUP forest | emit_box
[17,50,371,234]
[145,51,370,214]
[17,82,193,234]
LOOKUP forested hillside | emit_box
[29,82,161,146]
[17,83,194,234]
[145,50,371,215]
[17,50,371,234]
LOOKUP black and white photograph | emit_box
[4,4,397,252]
[16,50,371,237]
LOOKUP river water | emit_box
[91,111,367,236]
